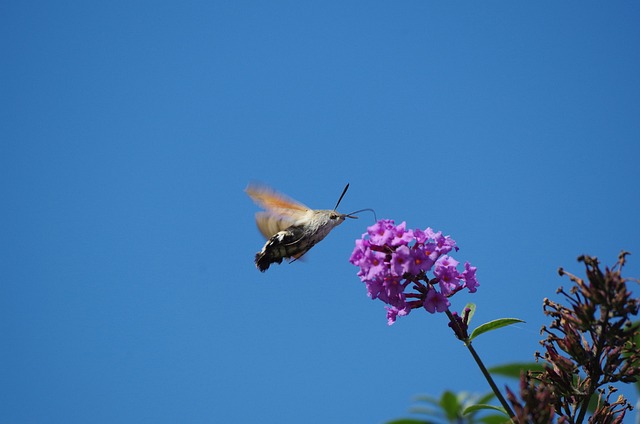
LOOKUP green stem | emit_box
[444,309,517,423]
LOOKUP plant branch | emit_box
[444,309,517,423]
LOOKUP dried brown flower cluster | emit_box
[507,251,639,424]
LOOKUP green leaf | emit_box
[463,404,508,416]
[479,414,513,424]
[440,391,460,420]
[407,406,438,416]
[475,392,496,405]
[412,394,441,406]
[385,419,432,424]
[470,318,525,341]
[488,362,545,379]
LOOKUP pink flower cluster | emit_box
[350,219,479,325]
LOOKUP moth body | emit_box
[246,184,352,272]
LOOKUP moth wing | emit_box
[255,211,296,239]
[246,184,310,217]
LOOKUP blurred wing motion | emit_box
[245,184,310,239]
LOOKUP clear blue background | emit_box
[2,2,639,423]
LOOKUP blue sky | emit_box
[2,1,639,423]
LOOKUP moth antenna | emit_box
[345,208,377,221]
[333,183,350,211]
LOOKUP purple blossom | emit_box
[424,289,450,313]
[349,238,368,266]
[380,276,406,309]
[413,228,428,244]
[364,277,383,300]
[461,262,479,293]
[390,245,412,276]
[386,305,409,325]
[433,231,458,255]
[350,219,479,325]
[367,219,396,246]
[435,254,459,269]
[434,256,461,296]
[362,249,388,281]
[390,221,413,246]
[409,246,433,275]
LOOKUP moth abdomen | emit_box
[255,226,314,272]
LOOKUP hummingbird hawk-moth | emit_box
[246,183,358,272]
